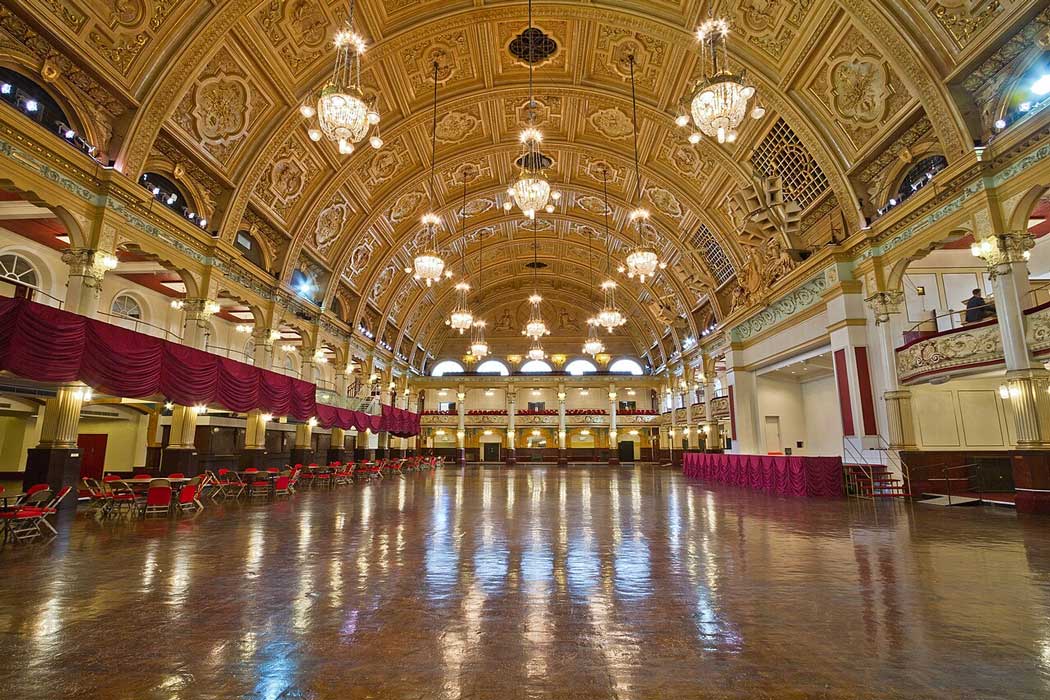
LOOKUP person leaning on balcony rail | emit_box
[962,289,995,324]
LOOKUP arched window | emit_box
[520,359,552,373]
[895,155,948,205]
[476,359,510,375]
[0,253,38,288]
[0,68,73,136]
[431,360,465,377]
[110,293,142,319]
[141,172,191,216]
[330,295,345,320]
[565,359,597,376]
[609,358,644,375]
[234,230,266,270]
[290,269,317,302]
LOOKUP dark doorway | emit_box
[77,434,108,479]
[618,441,635,464]
[483,442,501,462]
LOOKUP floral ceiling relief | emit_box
[435,109,481,144]
[254,0,332,77]
[314,198,350,254]
[254,136,321,222]
[587,106,633,140]
[365,138,409,190]
[402,33,474,95]
[732,0,814,62]
[172,46,273,167]
[592,26,666,90]
[386,190,427,227]
[646,187,682,220]
[927,0,1006,50]
[808,26,911,153]
[344,231,379,285]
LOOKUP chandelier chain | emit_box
[629,54,641,205]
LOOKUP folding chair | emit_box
[142,479,172,517]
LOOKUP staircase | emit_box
[842,436,912,500]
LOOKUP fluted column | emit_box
[178,298,217,350]
[703,378,720,449]
[684,392,695,450]
[61,249,113,317]
[22,383,91,507]
[608,383,619,466]
[974,231,1050,447]
[290,418,317,466]
[557,383,567,467]
[506,386,517,465]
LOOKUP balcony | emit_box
[895,301,1050,385]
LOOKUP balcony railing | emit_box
[896,300,1050,385]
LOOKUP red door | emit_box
[77,434,108,479]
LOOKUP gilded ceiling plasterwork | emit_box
[8,0,1035,364]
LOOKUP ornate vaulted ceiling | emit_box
[3,0,1042,367]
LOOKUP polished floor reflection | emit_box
[2,466,1050,699]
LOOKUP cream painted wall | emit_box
[908,376,1016,450]
[800,375,843,457]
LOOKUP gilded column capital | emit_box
[61,248,117,287]
[864,290,905,325]
[971,231,1034,271]
[177,298,220,321]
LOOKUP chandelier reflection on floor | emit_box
[300,0,381,154]
[675,18,763,145]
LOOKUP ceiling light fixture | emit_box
[582,208,605,357]
[597,168,626,333]
[507,0,558,218]
[676,18,762,144]
[623,54,664,282]
[299,0,380,154]
[407,61,447,287]
[522,219,551,340]
[469,220,489,358]
[447,173,475,333]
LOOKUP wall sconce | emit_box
[164,401,175,411]
[998,384,1020,399]
[307,417,318,427]
[193,404,207,415]
[457,392,466,401]
[269,330,282,342]
[435,429,446,436]
[485,389,495,396]
[531,429,541,436]
[580,429,590,436]
[609,431,618,442]
[703,424,711,433]
[668,429,676,438]
[281,344,296,353]
[483,429,493,436]
[507,430,515,440]
[94,251,118,270]
[608,392,617,400]
[557,392,566,401]
[628,429,639,436]
[261,413,273,423]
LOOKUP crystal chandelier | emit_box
[449,283,474,333]
[470,320,489,358]
[523,293,550,339]
[507,0,559,218]
[623,54,664,282]
[675,18,763,145]
[406,62,447,287]
[300,0,381,154]
[583,318,605,356]
[597,280,627,332]
[582,210,606,356]
[527,339,546,361]
[446,175,475,331]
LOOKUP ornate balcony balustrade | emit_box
[895,303,1050,385]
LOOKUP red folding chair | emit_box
[142,479,172,517]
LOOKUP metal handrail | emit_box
[905,303,996,334]
[940,463,981,506]
[96,311,183,342]
[1023,280,1050,308]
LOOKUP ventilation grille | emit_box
[508,27,558,64]
[690,225,735,285]
[751,118,828,210]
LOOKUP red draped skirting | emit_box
[682,452,843,498]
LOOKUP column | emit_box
[726,350,760,454]
[251,327,278,369]
[61,249,112,317]
[506,386,517,465]
[557,383,568,467]
[23,383,90,509]
[242,329,278,468]
[825,288,880,458]
[668,389,678,464]
[290,418,316,466]
[684,388,695,451]
[702,377,721,450]
[974,232,1050,513]
[866,291,916,448]
[328,427,348,464]
[179,298,216,350]
[299,346,316,383]
[144,408,163,470]
[456,384,467,467]
[608,383,619,466]
[163,404,202,476]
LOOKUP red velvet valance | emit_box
[682,452,842,498]
[0,297,420,436]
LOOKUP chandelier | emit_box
[583,318,605,356]
[623,54,664,281]
[597,280,627,332]
[300,0,381,154]
[522,294,550,339]
[507,0,559,218]
[582,205,605,356]
[676,18,763,145]
[447,175,475,331]
[407,62,447,287]
[470,320,489,358]
[527,339,546,361]
[448,283,474,333]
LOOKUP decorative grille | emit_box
[690,225,735,285]
[750,118,828,210]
